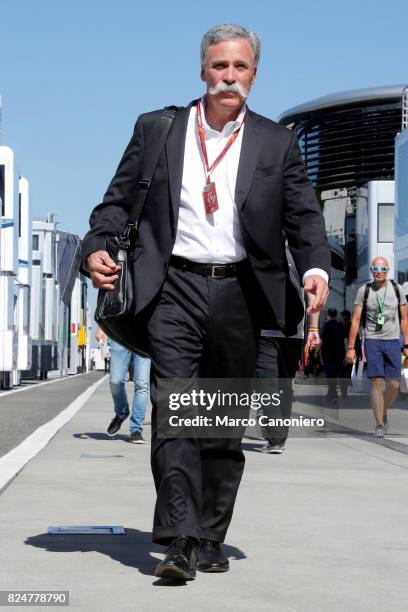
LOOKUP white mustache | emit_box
[208,81,248,98]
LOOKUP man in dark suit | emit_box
[82,24,330,581]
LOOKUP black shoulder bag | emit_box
[94,106,179,355]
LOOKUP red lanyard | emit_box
[196,99,246,183]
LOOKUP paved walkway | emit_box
[0,371,104,456]
[1,377,408,611]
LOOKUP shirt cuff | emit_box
[302,268,329,284]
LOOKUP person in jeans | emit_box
[96,327,151,444]
[346,257,408,438]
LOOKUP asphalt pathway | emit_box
[0,371,104,457]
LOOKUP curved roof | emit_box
[278,84,407,124]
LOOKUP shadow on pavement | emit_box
[242,441,264,452]
[25,528,246,578]
[244,423,408,456]
[73,432,131,442]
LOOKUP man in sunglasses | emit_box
[346,256,408,437]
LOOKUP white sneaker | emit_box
[374,425,385,438]
[259,442,286,454]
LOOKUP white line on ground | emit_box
[0,375,108,492]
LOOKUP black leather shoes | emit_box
[155,536,198,580]
[197,539,229,572]
[107,415,125,436]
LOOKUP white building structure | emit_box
[0,146,19,388]
[395,126,408,295]
[321,180,395,313]
[0,95,91,387]
[15,176,32,381]
[24,217,89,380]
[26,216,59,379]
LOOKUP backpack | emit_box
[361,280,401,329]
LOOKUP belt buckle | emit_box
[211,265,225,278]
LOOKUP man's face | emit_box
[370,257,389,281]
[201,38,257,113]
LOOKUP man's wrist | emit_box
[302,268,329,284]
[347,346,355,350]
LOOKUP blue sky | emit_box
[2,0,408,310]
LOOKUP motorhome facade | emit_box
[278,85,406,312]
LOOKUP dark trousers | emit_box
[340,361,353,398]
[146,264,258,544]
[256,337,303,444]
[324,360,343,401]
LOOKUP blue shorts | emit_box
[365,339,401,380]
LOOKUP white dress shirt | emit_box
[173,97,247,263]
[172,97,328,284]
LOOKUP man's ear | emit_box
[252,67,257,85]
[200,67,205,82]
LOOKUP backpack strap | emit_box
[361,282,371,330]
[390,280,402,324]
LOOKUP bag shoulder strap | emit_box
[127,105,182,226]
[390,279,402,323]
[390,279,400,302]
[361,282,372,329]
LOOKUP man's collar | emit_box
[199,95,247,134]
[372,279,388,289]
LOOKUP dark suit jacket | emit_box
[81,99,330,335]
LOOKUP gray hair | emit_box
[200,24,261,68]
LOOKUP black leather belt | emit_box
[169,255,245,279]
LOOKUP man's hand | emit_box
[304,275,329,314]
[95,326,106,344]
[87,250,121,290]
[307,330,320,349]
[345,348,356,365]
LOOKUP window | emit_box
[377,203,394,243]
[397,258,408,285]
[32,234,39,250]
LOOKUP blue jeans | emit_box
[109,340,151,432]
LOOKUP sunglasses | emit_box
[370,266,389,272]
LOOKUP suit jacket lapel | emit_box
[235,110,263,209]
[165,100,196,226]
